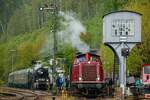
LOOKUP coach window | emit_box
[144,66,150,74]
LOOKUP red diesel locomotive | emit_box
[70,52,105,96]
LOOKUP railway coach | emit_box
[141,64,150,99]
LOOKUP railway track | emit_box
[70,96,146,100]
[0,87,51,100]
[0,87,146,100]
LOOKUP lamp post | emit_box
[9,49,16,72]
[0,20,5,34]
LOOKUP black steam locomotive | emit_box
[8,66,49,90]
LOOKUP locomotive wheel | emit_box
[81,89,99,98]
[68,87,81,97]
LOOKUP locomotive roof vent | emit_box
[76,52,82,56]
[90,49,98,55]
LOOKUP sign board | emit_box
[103,11,141,43]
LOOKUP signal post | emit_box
[103,11,142,99]
[40,0,59,98]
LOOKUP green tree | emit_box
[125,0,150,74]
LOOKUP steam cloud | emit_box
[40,11,90,57]
[58,11,90,53]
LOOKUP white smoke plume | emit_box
[58,11,90,53]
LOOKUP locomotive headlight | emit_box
[97,77,100,81]
[37,70,43,74]
[46,79,49,82]
[79,77,82,81]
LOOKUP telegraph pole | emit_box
[52,0,58,96]
[53,0,58,63]
[40,0,59,96]
[0,20,5,34]
[39,0,58,62]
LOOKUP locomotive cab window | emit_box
[74,57,85,64]
[74,59,78,64]
[75,53,100,64]
[90,56,100,62]
[75,55,86,64]
[144,66,150,74]
[78,56,86,62]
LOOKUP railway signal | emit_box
[103,10,141,99]
[121,48,129,57]
[39,0,59,95]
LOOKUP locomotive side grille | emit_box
[82,64,97,81]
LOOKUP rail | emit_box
[0,87,51,100]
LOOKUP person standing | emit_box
[135,77,142,95]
